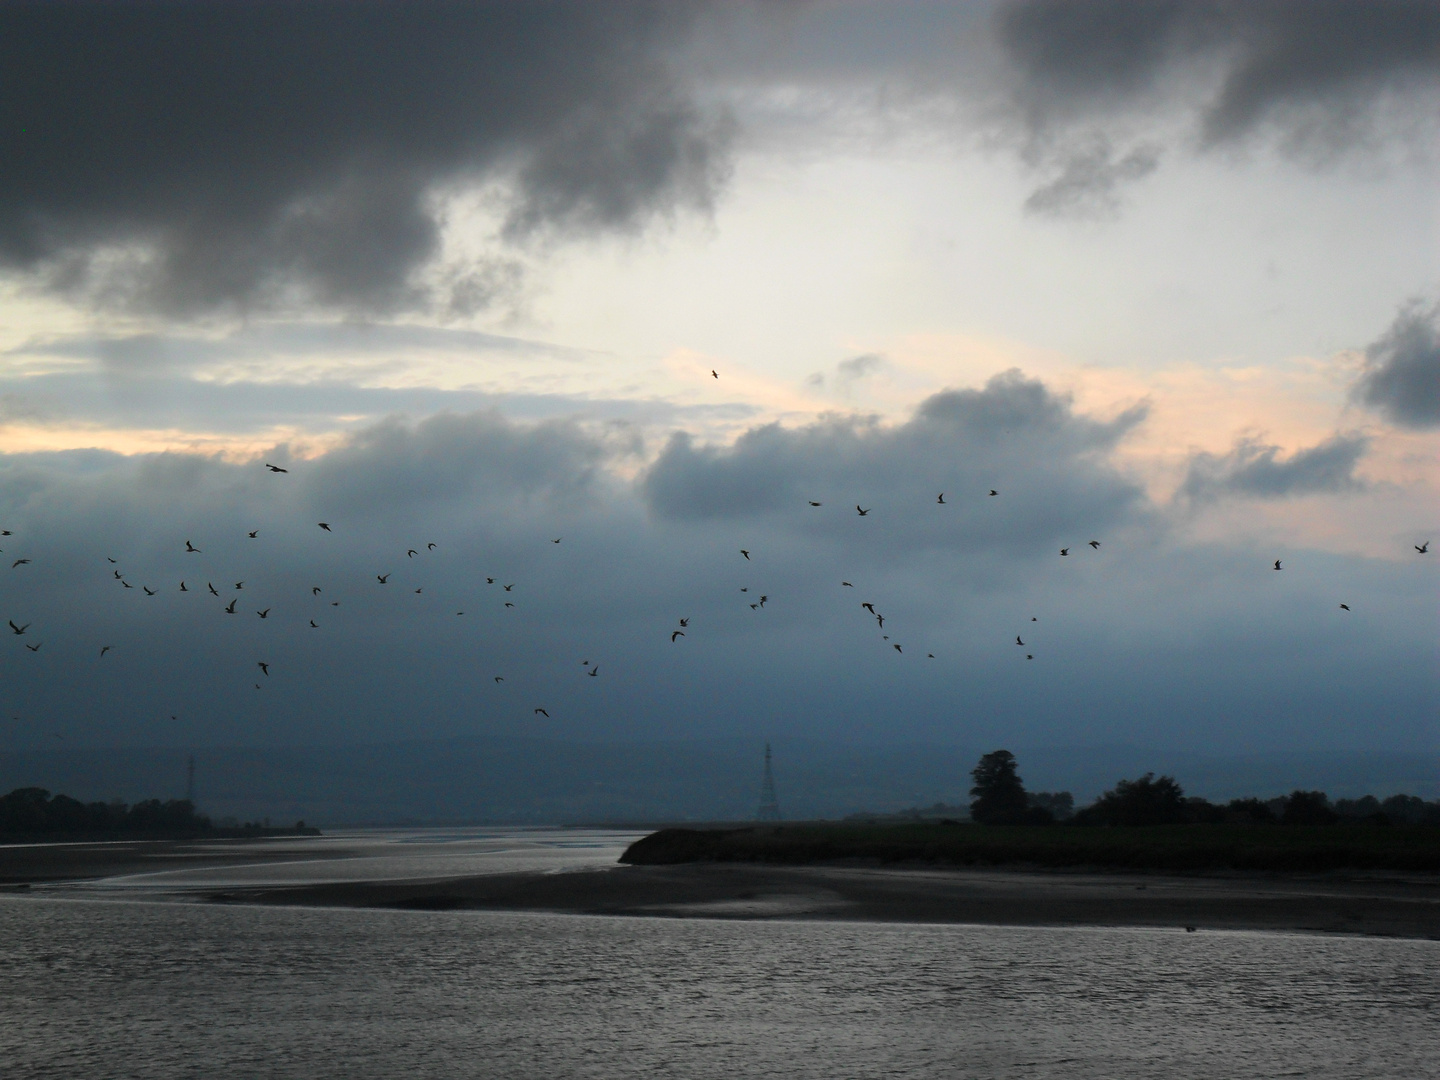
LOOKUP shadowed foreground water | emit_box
[2,896,1436,1079]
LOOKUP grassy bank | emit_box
[621,822,1440,874]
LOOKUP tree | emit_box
[970,750,1039,824]
[1281,790,1338,826]
[1075,773,1187,826]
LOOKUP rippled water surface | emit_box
[3,892,1435,1079]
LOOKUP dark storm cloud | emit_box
[997,0,1440,142]
[644,370,1147,552]
[1180,433,1369,501]
[1354,300,1440,429]
[0,0,728,315]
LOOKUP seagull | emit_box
[671,630,685,642]
[414,588,422,594]
[179,581,188,592]
[1,530,11,536]
[1418,542,1430,554]
[503,584,514,592]
[25,642,41,652]
[750,603,759,609]
[257,662,269,676]
[588,666,599,677]
[534,708,550,718]
[312,587,322,595]
[318,523,331,532]
[114,570,123,580]
[808,501,822,507]
[143,586,155,595]
[122,581,132,588]
[842,581,853,587]
[937,493,945,504]
[856,506,870,516]
[185,540,200,553]
[100,646,111,656]
[256,608,270,619]
[486,577,495,584]
[1089,540,1100,549]
[1026,654,1033,660]
[11,558,29,567]
[759,596,768,607]
[711,370,718,379]
[428,543,436,551]
[989,489,997,496]
[927,653,935,658]
[208,583,220,596]
[377,574,389,584]
[234,582,244,590]
[107,557,116,563]
[310,620,319,628]
[740,587,748,592]
[1273,560,1282,571]
[551,538,561,544]
[1060,548,1069,557]
[1340,603,1350,611]
[893,643,902,653]
[875,614,885,629]
[740,549,751,560]
[679,618,689,627]
[862,603,876,614]
[225,599,237,614]
[265,464,288,473]
[504,602,515,608]
[494,676,504,683]
[407,549,417,558]
[1031,617,1037,622]
[248,531,259,538]
[1016,636,1024,646]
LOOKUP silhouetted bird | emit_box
[876,614,885,628]
[310,620,319,628]
[318,523,331,532]
[257,662,269,676]
[534,708,550,717]
[11,558,29,567]
[1031,617,1037,621]
[265,464,287,473]
[235,582,244,590]
[856,506,870,516]
[414,588,422,594]
[1418,542,1430,554]
[494,676,504,682]
[1340,604,1350,611]
[143,586,155,595]
[504,602,515,608]
[312,587,322,595]
[552,538,561,544]
[588,666,599,677]
[179,581,188,592]
[107,557,116,563]
[1089,540,1100,549]
[740,549,751,560]
[123,581,132,588]
[893,643,901,653]
[671,630,685,642]
[486,577,495,584]
[114,570,123,580]
[750,603,758,609]
[1016,636,1024,645]
[257,609,270,619]
[679,618,689,627]
[759,596,768,607]
[808,501,822,507]
[225,599,237,614]
[208,583,219,596]
[503,584,514,591]
[989,489,997,496]
[711,370,718,379]
[928,653,935,658]
[248,531,258,538]
[1060,548,1069,556]
[1026,654,1033,659]
[1273,560,1282,570]
[377,574,389,584]
[408,549,417,558]
[428,543,436,551]
[185,541,200,552]
[25,642,41,652]
[937,493,945,504]
[862,602,875,614]
[842,581,853,587]
[100,646,111,656]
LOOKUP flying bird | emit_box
[1026,654,1033,660]
[179,581,188,592]
[503,584,514,592]
[25,642,41,652]
[1016,637,1024,646]
[486,578,495,584]
[264,464,288,473]
[504,602,515,608]
[893,643,902,653]
[740,549,750,560]
[759,596,768,607]
[671,630,685,642]
[808,501,822,507]
[257,609,270,619]
[377,574,389,584]
[588,666,599,677]
[428,543,436,551]
[861,602,875,614]
[414,588,422,594]
[1031,617,1037,622]
[928,653,935,658]
[185,541,200,552]
[235,582,244,590]
[1,530,11,536]
[552,538,561,544]
[208,583,220,596]
[679,618,689,627]
[312,587,322,595]
[407,550,417,558]
[750,603,758,609]
[534,708,550,718]
[317,523,331,532]
[1418,542,1430,554]
[856,506,870,516]
[225,599,237,614]
[1089,540,1100,549]
[114,570,123,580]
[937,493,945,504]
[988,490,997,496]
[711,370,718,379]
[842,581,853,587]
[875,614,884,629]
[248,531,259,539]
[11,558,29,567]
[1273,560,1282,571]
[100,646,111,657]
[494,676,504,683]
[107,557,116,563]
[257,662,269,676]
[1059,548,1069,557]
[310,620,319,628]
[143,586,155,595]
[1340,604,1350,611]
[122,581,132,588]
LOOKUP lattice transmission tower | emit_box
[756,742,781,821]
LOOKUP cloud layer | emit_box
[1355,300,1440,429]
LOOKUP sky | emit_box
[0,0,1435,757]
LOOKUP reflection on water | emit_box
[1,896,1435,1079]
[39,827,644,892]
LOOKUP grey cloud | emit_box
[1023,138,1160,218]
[1354,300,1440,429]
[643,369,1148,554]
[1180,433,1369,501]
[0,1,728,316]
[997,0,1440,153]
[836,353,887,380]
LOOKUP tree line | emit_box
[968,750,1440,827]
[0,786,308,838]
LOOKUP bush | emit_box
[1074,773,1187,827]
[1282,790,1339,826]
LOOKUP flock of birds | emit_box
[2,386,1434,728]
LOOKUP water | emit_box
[2,830,1437,1079]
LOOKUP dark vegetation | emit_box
[623,750,1440,874]
[0,787,318,840]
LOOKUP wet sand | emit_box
[6,839,1439,937]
